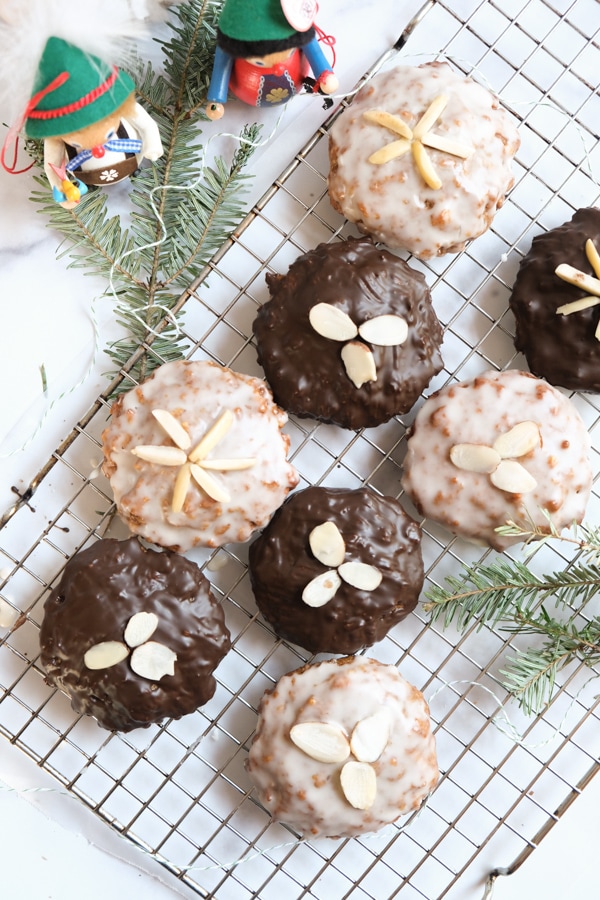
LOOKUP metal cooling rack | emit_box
[1,1,600,897]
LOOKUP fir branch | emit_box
[425,560,600,625]
[30,179,144,285]
[159,126,260,289]
[161,0,220,117]
[501,614,600,714]
[496,515,600,556]
[128,59,171,119]
[424,521,600,713]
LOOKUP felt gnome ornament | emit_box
[1,2,163,209]
[205,0,338,120]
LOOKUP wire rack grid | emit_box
[1,1,600,898]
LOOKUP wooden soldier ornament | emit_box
[205,0,338,120]
[1,3,163,208]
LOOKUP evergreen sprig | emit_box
[29,0,260,394]
[424,521,600,714]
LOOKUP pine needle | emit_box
[425,520,600,714]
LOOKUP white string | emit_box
[438,52,598,184]
[427,676,599,748]
[1,676,594,876]
[126,301,182,338]
[0,778,432,875]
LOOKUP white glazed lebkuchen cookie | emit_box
[102,359,299,552]
[247,655,439,838]
[401,368,592,550]
[328,61,520,259]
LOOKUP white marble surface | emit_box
[1,1,599,898]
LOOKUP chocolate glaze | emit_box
[248,486,423,654]
[40,538,231,732]
[253,237,444,429]
[509,207,600,392]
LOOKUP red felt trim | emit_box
[28,67,119,120]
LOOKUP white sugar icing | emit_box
[328,62,520,259]
[401,369,592,550]
[102,360,298,551]
[247,656,439,838]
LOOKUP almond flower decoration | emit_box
[450,421,541,494]
[131,409,256,511]
[363,95,473,190]
[308,303,408,388]
[84,612,177,681]
[555,237,600,341]
[302,521,382,607]
[289,707,392,809]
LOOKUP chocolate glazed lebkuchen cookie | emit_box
[248,485,424,654]
[40,538,231,732]
[253,237,443,429]
[509,207,600,392]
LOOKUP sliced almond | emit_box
[338,561,382,591]
[340,760,377,810]
[124,611,159,648]
[586,238,600,279]
[172,462,191,513]
[368,138,411,165]
[363,109,413,139]
[290,721,350,763]
[350,709,392,763]
[131,445,187,466]
[421,131,473,159]
[84,641,129,670]
[450,443,501,474]
[412,141,442,190]
[309,303,358,341]
[358,315,408,346]
[309,521,346,568]
[493,421,540,459]
[556,296,600,316]
[130,641,177,680]
[200,458,256,470]
[341,341,377,388]
[412,94,449,140]
[190,463,231,503]
[302,570,341,607]
[151,409,191,450]
[490,459,537,494]
[555,264,600,298]
[188,410,234,463]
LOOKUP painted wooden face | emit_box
[244,47,294,67]
[57,94,136,149]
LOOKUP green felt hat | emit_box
[25,37,135,139]
[217,0,313,57]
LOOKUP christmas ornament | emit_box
[0,0,163,208]
[205,0,338,120]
